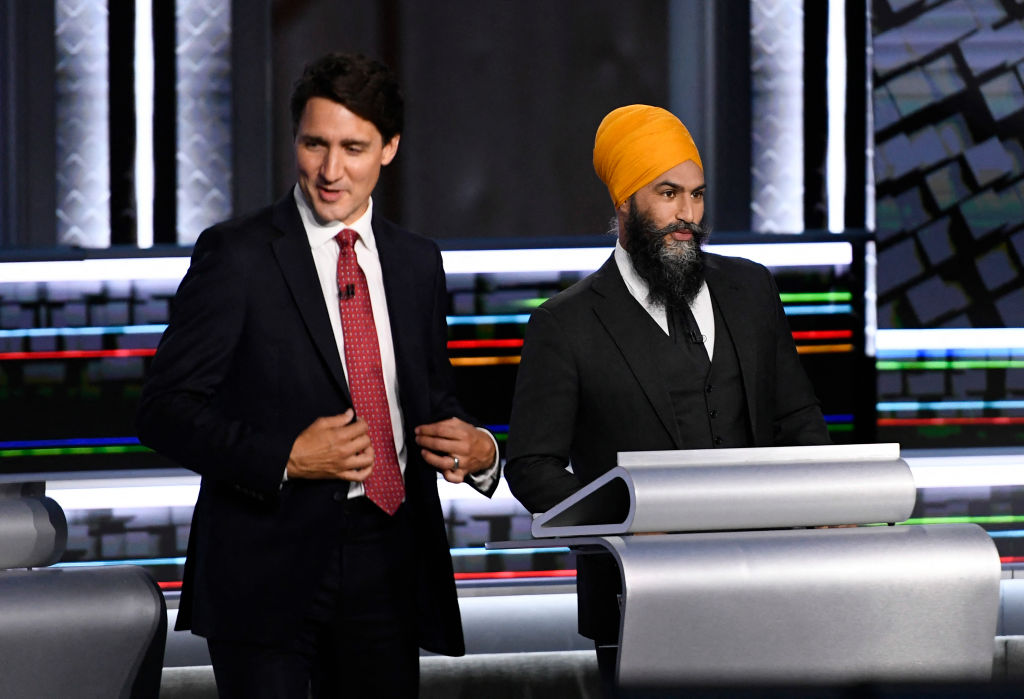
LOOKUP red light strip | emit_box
[157,570,578,590]
[1002,557,1024,564]
[447,339,525,349]
[454,569,577,580]
[879,417,1024,427]
[0,348,156,361]
[791,330,853,340]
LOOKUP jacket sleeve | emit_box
[136,228,294,497]
[505,306,584,513]
[425,245,501,498]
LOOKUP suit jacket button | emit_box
[333,491,345,502]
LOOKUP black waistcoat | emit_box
[662,296,753,449]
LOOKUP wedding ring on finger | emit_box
[452,456,460,472]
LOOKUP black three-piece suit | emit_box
[506,251,830,514]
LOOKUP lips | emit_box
[670,230,693,241]
[318,186,343,202]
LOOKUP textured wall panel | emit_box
[176,0,232,245]
[750,0,805,233]
[54,0,111,248]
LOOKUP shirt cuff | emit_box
[466,427,500,490]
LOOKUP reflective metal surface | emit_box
[534,444,915,537]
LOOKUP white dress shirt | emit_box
[613,240,716,359]
[293,185,498,494]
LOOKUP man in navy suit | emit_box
[138,52,498,698]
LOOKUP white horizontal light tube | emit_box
[876,328,1024,352]
[0,242,855,285]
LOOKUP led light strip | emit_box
[35,452,1024,509]
[0,241,854,285]
[877,360,1024,370]
[878,400,1024,412]
[879,417,1024,427]
[876,328,1024,353]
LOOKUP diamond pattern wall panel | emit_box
[55,0,111,248]
[750,0,805,233]
[874,0,1024,330]
[176,0,232,245]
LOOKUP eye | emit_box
[693,189,705,200]
[661,190,676,199]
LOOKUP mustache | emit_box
[646,219,708,241]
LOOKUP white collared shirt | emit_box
[295,186,405,497]
[293,185,499,493]
[613,240,716,359]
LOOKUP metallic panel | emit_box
[176,0,232,244]
[750,0,805,232]
[54,0,111,248]
[605,524,999,686]
[534,444,915,537]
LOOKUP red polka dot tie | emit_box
[336,229,404,515]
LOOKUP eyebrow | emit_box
[654,180,707,193]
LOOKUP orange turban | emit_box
[593,105,703,209]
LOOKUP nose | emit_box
[321,147,343,183]
[675,196,695,224]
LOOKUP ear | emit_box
[380,134,401,166]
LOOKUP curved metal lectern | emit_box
[491,443,1001,691]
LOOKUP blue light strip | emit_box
[0,437,141,449]
[877,400,1024,412]
[445,314,532,325]
[986,531,1024,539]
[782,304,853,316]
[51,548,571,569]
[54,557,187,568]
[823,414,854,423]
[449,546,571,557]
[0,324,167,339]
[877,348,1024,359]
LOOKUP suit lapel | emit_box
[704,255,761,439]
[590,257,684,449]
[269,195,352,401]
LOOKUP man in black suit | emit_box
[506,104,829,512]
[138,53,498,698]
[504,105,829,692]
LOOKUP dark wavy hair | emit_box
[289,53,404,143]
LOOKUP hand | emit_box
[286,409,374,481]
[414,418,496,484]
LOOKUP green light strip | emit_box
[778,292,852,303]
[877,360,1024,370]
[902,515,1024,526]
[0,445,152,458]
[825,424,853,432]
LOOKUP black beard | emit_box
[623,200,709,310]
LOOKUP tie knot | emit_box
[336,228,358,251]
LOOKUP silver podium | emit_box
[492,443,1000,690]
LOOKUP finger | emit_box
[318,410,355,429]
[414,433,459,453]
[415,418,464,440]
[337,460,373,482]
[420,448,453,472]
[440,467,465,484]
[336,416,370,439]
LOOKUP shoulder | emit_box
[194,200,284,252]
[704,251,775,289]
[539,255,617,316]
